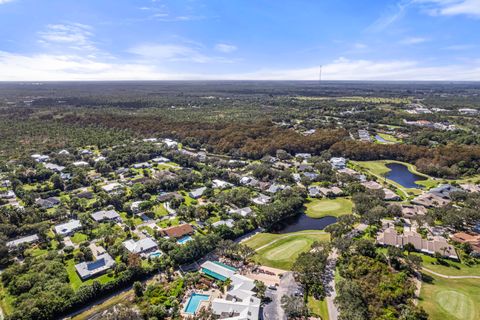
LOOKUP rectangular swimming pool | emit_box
[184,293,210,314]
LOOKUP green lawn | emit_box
[66,259,116,291]
[305,198,353,218]
[308,296,329,320]
[70,232,89,244]
[419,275,480,320]
[0,281,14,316]
[243,231,330,270]
[153,203,168,217]
[412,252,480,276]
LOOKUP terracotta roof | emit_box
[162,223,194,238]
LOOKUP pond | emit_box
[385,163,426,188]
[375,135,388,143]
[274,214,337,233]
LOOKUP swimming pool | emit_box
[177,235,193,244]
[184,293,210,314]
[149,251,163,258]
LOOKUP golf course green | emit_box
[305,197,353,218]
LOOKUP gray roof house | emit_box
[6,234,39,249]
[54,220,82,236]
[229,207,253,217]
[44,163,66,172]
[252,194,271,205]
[91,209,121,222]
[123,237,158,255]
[75,253,115,280]
[189,187,207,199]
[36,197,61,209]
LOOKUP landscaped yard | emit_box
[420,275,480,320]
[66,259,116,291]
[305,197,353,218]
[243,230,330,270]
[70,232,89,244]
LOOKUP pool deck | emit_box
[181,289,222,317]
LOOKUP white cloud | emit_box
[0,0,15,4]
[214,43,237,53]
[128,44,212,63]
[400,37,428,44]
[367,1,410,31]
[414,0,480,17]
[38,23,97,52]
[1,51,480,81]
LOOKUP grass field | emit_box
[70,232,89,244]
[66,259,116,290]
[308,296,329,320]
[420,275,480,320]
[305,197,353,218]
[243,230,330,270]
[412,252,480,276]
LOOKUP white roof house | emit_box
[44,163,66,172]
[123,237,158,255]
[31,154,50,162]
[330,157,347,169]
[133,162,152,169]
[75,253,115,280]
[189,187,207,199]
[212,179,233,189]
[6,234,39,248]
[163,138,178,148]
[200,261,260,320]
[101,182,124,193]
[72,161,89,167]
[212,219,234,228]
[91,209,121,222]
[252,194,271,205]
[229,207,253,217]
[54,220,82,236]
[152,156,170,163]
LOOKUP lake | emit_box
[385,162,426,188]
[274,214,337,233]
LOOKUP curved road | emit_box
[422,267,480,279]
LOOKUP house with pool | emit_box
[182,261,261,319]
[160,223,194,244]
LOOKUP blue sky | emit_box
[0,0,479,80]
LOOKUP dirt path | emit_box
[422,267,480,279]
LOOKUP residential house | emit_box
[377,227,457,260]
[133,162,152,169]
[252,194,271,205]
[31,154,50,162]
[212,179,233,189]
[101,182,124,194]
[412,193,451,208]
[401,205,427,218]
[161,224,194,239]
[189,187,207,199]
[36,197,61,209]
[229,207,253,217]
[44,163,65,172]
[123,237,158,255]
[163,138,179,149]
[54,220,82,236]
[75,253,115,280]
[6,234,39,249]
[212,219,234,228]
[330,157,347,170]
[0,190,16,199]
[266,184,285,194]
[451,232,480,254]
[152,156,170,163]
[295,153,312,159]
[91,209,121,222]
[72,161,89,167]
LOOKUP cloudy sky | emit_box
[0,0,479,80]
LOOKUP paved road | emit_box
[422,267,480,279]
[263,272,300,320]
[325,249,339,320]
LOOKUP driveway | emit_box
[263,272,301,320]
